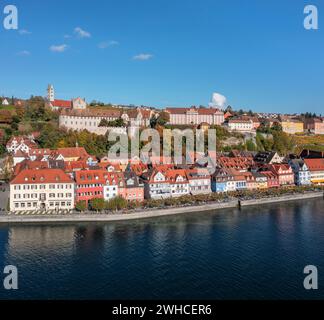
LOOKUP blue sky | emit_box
[0,0,323,114]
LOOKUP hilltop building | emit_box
[46,84,87,111]
[165,107,224,126]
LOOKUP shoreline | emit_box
[0,191,322,224]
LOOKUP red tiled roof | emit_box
[29,148,51,156]
[165,107,223,115]
[228,119,253,124]
[104,172,124,186]
[61,109,121,117]
[165,169,188,183]
[98,162,122,172]
[75,169,107,185]
[13,150,28,158]
[55,147,89,159]
[304,159,324,171]
[6,135,37,148]
[10,169,73,184]
[64,160,89,172]
[52,99,72,108]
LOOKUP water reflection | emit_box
[0,198,323,299]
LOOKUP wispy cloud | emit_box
[74,27,91,38]
[98,40,119,49]
[50,44,68,53]
[133,53,153,61]
[64,34,71,39]
[19,29,31,35]
[17,50,31,56]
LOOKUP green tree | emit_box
[105,196,128,211]
[89,198,105,212]
[246,139,257,151]
[75,201,87,212]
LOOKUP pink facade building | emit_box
[305,118,324,135]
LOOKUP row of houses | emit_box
[7,142,324,211]
[164,107,323,135]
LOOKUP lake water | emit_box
[1,198,324,299]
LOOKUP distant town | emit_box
[0,85,323,214]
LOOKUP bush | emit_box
[75,200,87,212]
[89,198,105,212]
[105,196,128,211]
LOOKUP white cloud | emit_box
[17,50,31,56]
[64,34,71,39]
[50,44,68,53]
[74,27,91,38]
[133,53,153,61]
[19,29,31,35]
[98,40,119,49]
[209,92,227,110]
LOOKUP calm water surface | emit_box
[1,198,324,299]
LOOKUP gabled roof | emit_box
[52,99,72,108]
[165,169,188,184]
[53,147,89,159]
[11,169,73,184]
[13,160,49,176]
[123,171,143,188]
[29,148,51,156]
[75,169,107,185]
[304,159,324,171]
[61,109,121,118]
[165,107,223,115]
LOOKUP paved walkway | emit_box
[0,192,322,224]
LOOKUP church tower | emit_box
[47,84,55,102]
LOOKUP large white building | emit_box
[59,108,153,137]
[227,119,254,132]
[10,169,75,211]
[165,107,224,126]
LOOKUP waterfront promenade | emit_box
[0,191,322,224]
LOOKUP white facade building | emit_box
[227,119,254,132]
[144,171,172,200]
[186,169,211,195]
[6,136,37,154]
[165,107,224,126]
[72,97,87,110]
[1,98,9,105]
[10,169,75,212]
